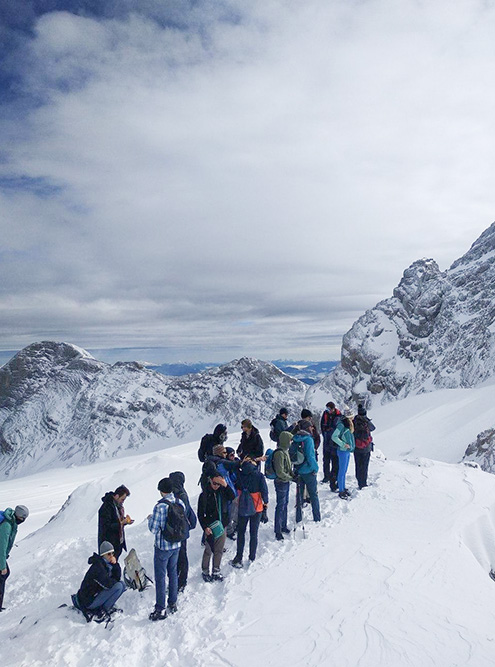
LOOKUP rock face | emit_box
[0,342,306,477]
[462,429,495,473]
[306,222,495,408]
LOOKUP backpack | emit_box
[264,448,277,479]
[238,489,256,516]
[123,548,153,591]
[289,438,306,466]
[354,416,372,450]
[161,500,188,543]
[269,419,278,442]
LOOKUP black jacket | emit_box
[237,427,264,460]
[98,492,125,553]
[77,553,122,610]
[197,484,235,530]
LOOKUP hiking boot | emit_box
[108,606,123,615]
[339,491,349,500]
[359,484,368,489]
[167,602,178,614]
[281,527,290,534]
[202,572,213,583]
[275,533,284,541]
[330,483,338,492]
[93,609,111,624]
[343,489,351,497]
[212,571,224,581]
[178,585,186,594]
[320,478,330,484]
[227,532,237,540]
[231,558,243,569]
[149,608,167,621]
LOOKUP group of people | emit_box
[0,400,375,624]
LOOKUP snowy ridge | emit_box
[2,430,495,666]
[0,343,306,478]
[307,222,495,409]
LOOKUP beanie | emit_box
[301,409,313,419]
[279,407,289,416]
[158,477,173,494]
[212,444,226,456]
[99,541,114,556]
[358,404,367,416]
[14,505,29,520]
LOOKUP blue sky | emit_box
[1,0,494,362]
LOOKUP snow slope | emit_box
[2,428,495,666]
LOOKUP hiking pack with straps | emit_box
[354,416,372,449]
[264,448,277,479]
[269,419,278,442]
[160,499,188,542]
[289,438,306,466]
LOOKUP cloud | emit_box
[0,0,494,360]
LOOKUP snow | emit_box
[2,411,495,666]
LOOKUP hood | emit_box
[101,491,115,503]
[240,461,257,475]
[169,471,185,493]
[213,423,227,440]
[278,431,293,451]
[88,553,102,565]
[1,507,16,523]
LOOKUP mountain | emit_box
[307,222,495,409]
[0,342,306,478]
[271,360,338,385]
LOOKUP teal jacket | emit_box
[293,431,318,475]
[331,423,356,453]
[0,508,18,570]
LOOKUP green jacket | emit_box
[0,508,18,570]
[273,432,295,482]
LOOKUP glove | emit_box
[260,507,268,524]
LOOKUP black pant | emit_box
[236,513,262,562]
[329,450,339,489]
[0,564,10,609]
[354,450,371,488]
[177,540,188,589]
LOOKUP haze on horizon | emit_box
[1,0,494,362]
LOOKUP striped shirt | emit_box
[148,493,185,551]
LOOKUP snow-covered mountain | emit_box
[0,342,306,478]
[307,222,495,409]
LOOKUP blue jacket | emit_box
[331,423,356,453]
[293,431,318,475]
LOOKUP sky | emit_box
[1,0,494,363]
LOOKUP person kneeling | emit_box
[73,541,125,622]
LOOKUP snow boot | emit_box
[149,608,167,621]
[212,570,224,581]
[275,533,284,541]
[202,572,213,583]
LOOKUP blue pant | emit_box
[296,472,321,522]
[87,581,125,612]
[274,480,290,535]
[337,449,351,491]
[154,546,179,611]
[236,513,262,561]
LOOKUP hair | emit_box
[158,477,173,494]
[114,485,130,497]
[326,401,336,409]
[301,409,313,419]
[241,418,253,429]
[343,417,354,430]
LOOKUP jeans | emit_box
[87,581,126,612]
[354,450,371,488]
[177,540,188,589]
[236,513,262,561]
[296,472,321,522]
[154,545,179,611]
[274,480,290,535]
[0,564,10,608]
[337,449,351,491]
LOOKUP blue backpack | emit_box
[264,448,277,479]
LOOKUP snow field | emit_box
[2,431,495,666]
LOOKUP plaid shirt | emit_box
[148,493,185,551]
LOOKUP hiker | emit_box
[293,420,321,523]
[272,431,295,540]
[198,424,228,462]
[225,447,240,538]
[320,402,342,490]
[98,484,133,560]
[0,504,29,611]
[169,471,198,593]
[231,459,269,568]
[331,408,356,499]
[74,541,126,622]
[353,404,376,489]
[197,474,235,582]
[237,419,264,461]
[269,408,289,444]
[147,477,186,620]
[292,410,320,504]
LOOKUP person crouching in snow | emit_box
[331,407,356,499]
[73,541,126,622]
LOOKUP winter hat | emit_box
[279,407,289,417]
[301,409,313,419]
[357,404,367,416]
[99,541,115,556]
[158,477,173,494]
[14,505,29,521]
[212,444,227,456]
[343,406,354,418]
[298,419,313,432]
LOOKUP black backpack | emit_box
[269,418,278,442]
[353,415,371,441]
[161,500,188,542]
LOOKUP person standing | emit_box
[98,485,133,560]
[169,471,197,593]
[0,504,29,611]
[237,419,264,461]
[148,477,185,621]
[272,431,295,540]
[293,421,321,523]
[353,404,376,489]
[270,408,289,444]
[198,424,228,462]
[320,402,342,490]
[231,460,269,568]
[332,409,356,499]
[197,474,235,582]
